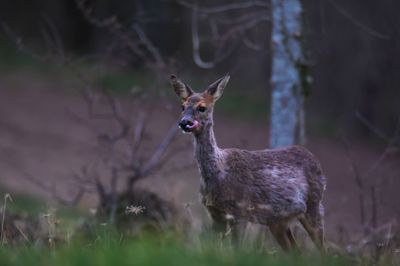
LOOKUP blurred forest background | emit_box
[0,0,399,261]
[1,0,399,133]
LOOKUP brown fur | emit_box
[170,75,327,253]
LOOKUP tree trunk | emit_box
[269,0,307,148]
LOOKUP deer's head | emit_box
[170,74,229,134]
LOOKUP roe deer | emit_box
[170,74,327,253]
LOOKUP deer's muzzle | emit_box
[179,119,199,133]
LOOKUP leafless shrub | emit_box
[2,6,189,234]
[176,0,270,69]
[339,113,400,263]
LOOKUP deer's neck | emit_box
[194,120,223,180]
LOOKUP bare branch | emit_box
[328,0,390,40]
[71,166,97,193]
[132,23,166,69]
[75,0,148,60]
[242,35,264,51]
[180,0,271,68]
[341,138,366,226]
[22,173,86,207]
[130,111,147,162]
[220,14,270,42]
[364,148,390,180]
[191,7,247,68]
[370,186,378,229]
[94,175,107,201]
[40,13,65,63]
[153,146,193,176]
[142,124,179,176]
[208,18,220,40]
[75,0,118,28]
[82,90,116,120]
[1,23,52,62]
[177,0,269,14]
[212,10,270,26]
[81,89,130,143]
[56,187,85,207]
[355,112,389,141]
[76,0,167,71]
[191,5,215,69]
[101,92,130,142]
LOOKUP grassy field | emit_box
[0,235,352,266]
[0,192,352,266]
[0,194,393,266]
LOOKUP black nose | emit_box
[179,119,193,130]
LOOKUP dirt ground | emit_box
[0,72,398,244]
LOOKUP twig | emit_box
[355,112,388,141]
[191,4,215,69]
[82,89,130,143]
[23,173,86,207]
[94,175,107,202]
[41,13,66,63]
[215,10,270,26]
[220,14,270,42]
[43,208,57,249]
[1,23,52,62]
[243,35,264,51]
[342,138,366,226]
[131,111,146,160]
[142,124,179,176]
[109,167,119,224]
[177,0,269,14]
[1,194,13,246]
[132,23,166,69]
[75,0,166,70]
[14,224,30,244]
[370,186,378,229]
[328,0,390,40]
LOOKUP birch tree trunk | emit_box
[269,0,308,148]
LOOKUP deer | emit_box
[170,74,327,253]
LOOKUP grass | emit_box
[0,189,82,219]
[0,191,354,266]
[1,190,398,266]
[0,234,351,266]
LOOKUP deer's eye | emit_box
[181,105,185,111]
[198,106,206,113]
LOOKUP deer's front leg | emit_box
[230,220,246,248]
[207,206,226,234]
[208,207,246,248]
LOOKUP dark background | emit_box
[1,0,399,138]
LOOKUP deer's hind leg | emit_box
[299,202,326,254]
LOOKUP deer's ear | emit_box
[206,74,230,101]
[170,75,194,101]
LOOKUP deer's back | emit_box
[201,145,326,225]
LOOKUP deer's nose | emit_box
[179,119,193,130]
